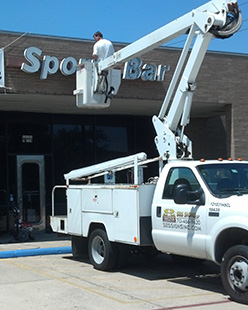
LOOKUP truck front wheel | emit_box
[221,245,248,304]
[88,229,117,271]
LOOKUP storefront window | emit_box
[0,115,7,233]
[7,113,52,154]
[0,115,6,190]
[96,125,128,161]
[0,111,159,232]
[53,123,94,183]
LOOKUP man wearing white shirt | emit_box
[92,31,114,62]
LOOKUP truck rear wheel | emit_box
[88,229,118,271]
[221,245,248,305]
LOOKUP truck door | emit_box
[152,167,207,258]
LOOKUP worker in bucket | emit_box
[92,31,114,62]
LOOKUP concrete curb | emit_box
[0,246,72,259]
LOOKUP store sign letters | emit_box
[21,46,170,81]
[123,57,170,81]
[21,47,77,79]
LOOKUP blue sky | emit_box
[1,0,247,54]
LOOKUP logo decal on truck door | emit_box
[163,209,176,223]
[162,209,202,231]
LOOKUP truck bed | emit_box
[51,183,156,246]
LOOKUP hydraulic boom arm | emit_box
[74,0,242,160]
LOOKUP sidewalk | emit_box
[0,231,71,257]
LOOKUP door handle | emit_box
[156,206,161,217]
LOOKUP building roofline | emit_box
[0,29,247,58]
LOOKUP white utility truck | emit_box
[50,0,247,304]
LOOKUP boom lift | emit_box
[74,0,242,161]
[51,1,248,305]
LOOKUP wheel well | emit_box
[215,228,248,263]
[88,223,106,236]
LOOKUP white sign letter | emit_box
[157,65,170,81]
[141,63,157,81]
[123,58,142,79]
[21,46,42,73]
[40,55,59,79]
[60,57,77,76]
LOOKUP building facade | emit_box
[0,31,247,233]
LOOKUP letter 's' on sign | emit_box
[21,47,42,73]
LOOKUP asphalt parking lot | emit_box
[0,236,247,310]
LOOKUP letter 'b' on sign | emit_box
[123,58,142,79]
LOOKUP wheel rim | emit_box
[91,235,106,265]
[228,255,248,292]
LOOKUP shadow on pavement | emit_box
[0,231,70,244]
[67,252,224,296]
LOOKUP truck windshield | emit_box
[197,163,248,197]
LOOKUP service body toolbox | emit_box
[51,183,156,246]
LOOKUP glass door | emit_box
[17,155,45,230]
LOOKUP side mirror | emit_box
[173,184,205,205]
[173,184,188,204]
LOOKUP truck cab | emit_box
[152,159,248,265]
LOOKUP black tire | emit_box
[71,236,88,258]
[88,229,118,271]
[221,245,248,305]
[18,230,29,242]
